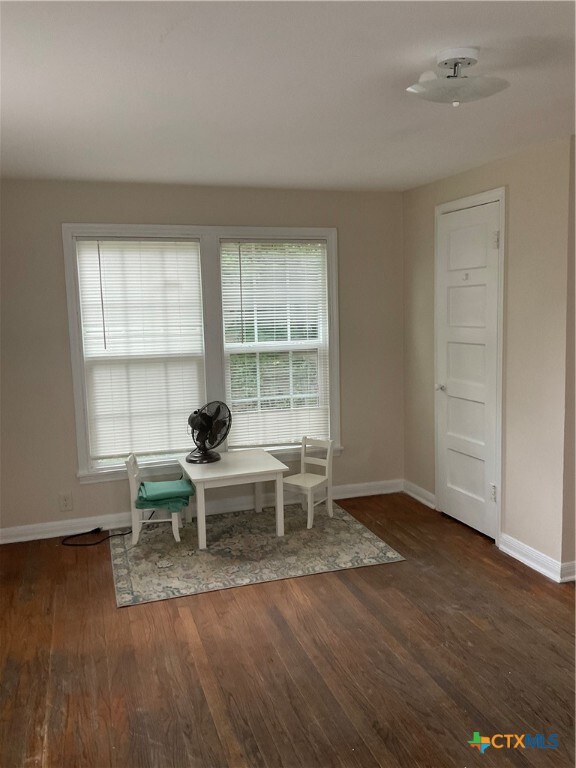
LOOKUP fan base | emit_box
[185,448,222,464]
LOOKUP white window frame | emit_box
[63,223,341,482]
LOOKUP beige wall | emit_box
[562,136,575,563]
[2,140,573,564]
[0,181,404,528]
[403,137,573,562]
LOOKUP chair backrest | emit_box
[300,436,334,480]
[125,453,142,505]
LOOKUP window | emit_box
[72,238,205,469]
[63,225,339,479]
[221,241,330,447]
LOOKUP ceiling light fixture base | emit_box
[437,48,479,70]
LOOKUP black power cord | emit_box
[61,527,130,547]
[61,512,155,547]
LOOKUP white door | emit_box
[435,193,503,539]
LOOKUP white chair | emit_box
[126,453,192,546]
[283,437,334,529]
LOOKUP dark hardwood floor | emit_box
[1,493,574,768]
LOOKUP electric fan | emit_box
[186,401,232,463]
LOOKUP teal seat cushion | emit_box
[139,479,194,502]
[135,478,195,513]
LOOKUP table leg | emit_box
[275,474,284,537]
[196,483,207,550]
[254,482,264,513]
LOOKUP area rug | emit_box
[110,502,404,606]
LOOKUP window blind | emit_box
[220,240,330,447]
[76,239,205,464]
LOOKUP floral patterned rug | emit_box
[110,503,404,606]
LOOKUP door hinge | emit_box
[492,231,500,250]
[489,483,497,502]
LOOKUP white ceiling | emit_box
[1,1,574,191]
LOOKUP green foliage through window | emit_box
[229,350,320,411]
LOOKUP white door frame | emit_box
[434,187,506,545]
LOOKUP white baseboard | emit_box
[498,533,575,583]
[0,479,405,544]
[4,486,573,585]
[559,560,576,582]
[402,481,436,509]
[0,511,132,544]
[333,479,404,499]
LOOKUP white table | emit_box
[178,449,289,550]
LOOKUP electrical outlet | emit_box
[58,492,73,512]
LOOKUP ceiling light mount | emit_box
[406,47,509,106]
[437,47,479,71]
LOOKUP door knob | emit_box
[436,384,447,392]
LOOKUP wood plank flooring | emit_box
[1,493,573,768]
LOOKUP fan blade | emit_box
[190,411,212,431]
[208,418,226,444]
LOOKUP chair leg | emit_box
[307,490,314,529]
[171,513,181,542]
[131,508,142,546]
[327,485,334,517]
[185,499,193,524]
